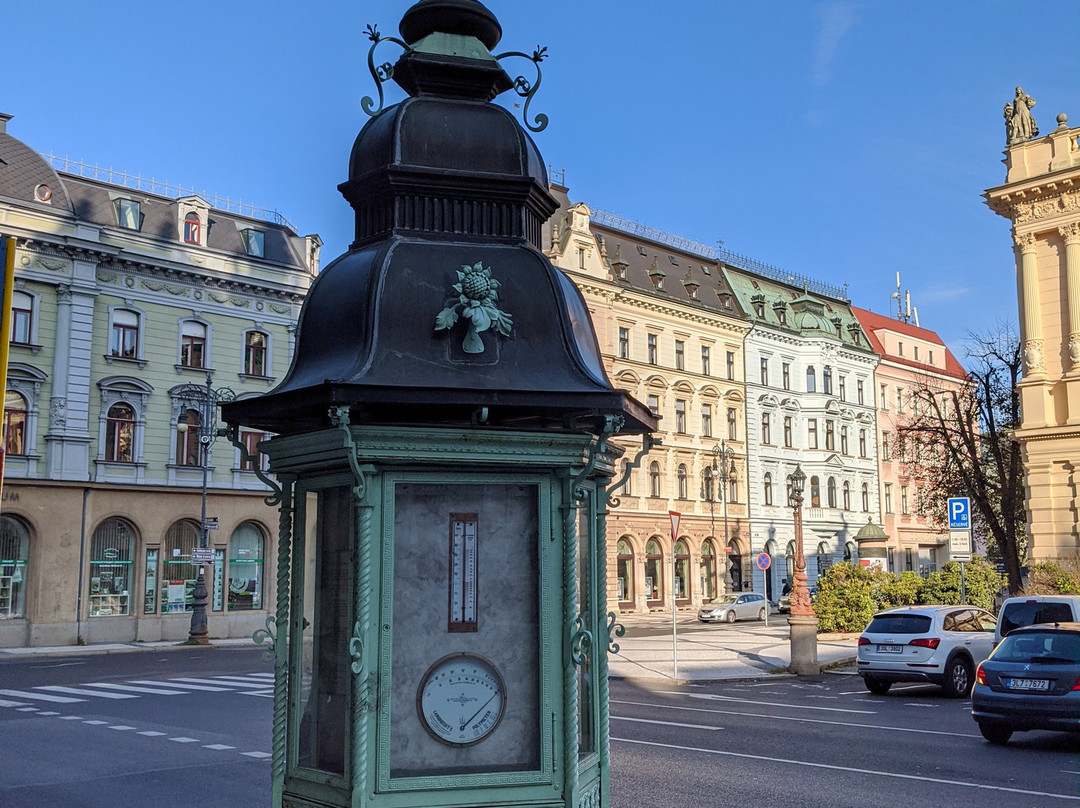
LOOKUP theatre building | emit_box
[0,112,318,647]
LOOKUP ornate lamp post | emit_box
[175,372,235,645]
[706,440,736,590]
[786,463,819,674]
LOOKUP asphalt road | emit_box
[3,649,1079,807]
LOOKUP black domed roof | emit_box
[0,115,74,214]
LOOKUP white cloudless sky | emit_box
[5,0,1079,350]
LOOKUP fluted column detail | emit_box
[1060,224,1080,372]
[1015,231,1045,375]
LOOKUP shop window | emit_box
[144,548,159,614]
[109,309,141,360]
[88,518,135,617]
[183,212,202,244]
[701,539,717,601]
[3,391,28,456]
[0,515,30,619]
[645,538,664,602]
[105,403,136,462]
[617,538,634,604]
[180,321,207,368]
[10,291,33,344]
[244,330,269,377]
[674,539,690,602]
[228,522,265,611]
[161,520,202,613]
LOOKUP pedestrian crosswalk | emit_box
[0,671,274,708]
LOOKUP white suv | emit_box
[857,605,997,697]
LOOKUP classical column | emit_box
[1015,231,1045,375]
[1060,223,1080,373]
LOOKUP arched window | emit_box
[816,542,832,577]
[861,482,870,512]
[785,540,796,583]
[617,538,634,605]
[763,472,773,506]
[702,539,717,601]
[806,366,816,392]
[842,480,851,511]
[649,461,661,498]
[674,539,691,603]
[244,330,269,376]
[106,403,136,462]
[645,538,664,602]
[827,476,837,508]
[810,475,821,508]
[180,321,206,368]
[89,518,135,617]
[0,515,30,619]
[677,464,688,499]
[183,211,201,244]
[161,520,201,613]
[621,460,633,496]
[844,541,856,564]
[228,522,265,611]
[176,408,202,466]
[4,391,28,456]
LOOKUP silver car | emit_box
[698,592,768,623]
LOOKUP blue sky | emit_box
[5,1,1080,349]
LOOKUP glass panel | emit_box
[576,489,594,760]
[88,518,134,617]
[161,520,200,613]
[297,486,351,777]
[4,392,27,456]
[143,548,158,613]
[228,523,264,611]
[212,549,224,612]
[0,516,29,619]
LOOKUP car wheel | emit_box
[942,656,973,698]
[978,722,1013,745]
[863,676,891,695]
[758,607,766,620]
[725,610,736,623]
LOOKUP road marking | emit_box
[903,703,938,708]
[612,737,1080,801]
[169,737,200,743]
[130,679,231,692]
[238,690,274,698]
[0,698,31,707]
[205,676,274,685]
[168,677,260,689]
[16,707,39,712]
[80,682,189,696]
[36,685,136,700]
[57,715,83,720]
[83,720,108,725]
[138,731,167,737]
[612,716,722,731]
[612,700,978,738]
[659,691,875,715]
[39,711,60,716]
[204,744,236,750]
[242,751,272,759]
[0,688,83,703]
[109,725,136,731]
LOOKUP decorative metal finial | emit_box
[360,24,411,118]
[494,45,550,132]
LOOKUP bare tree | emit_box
[899,326,1026,594]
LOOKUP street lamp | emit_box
[175,372,235,645]
[704,440,736,591]
[786,463,819,674]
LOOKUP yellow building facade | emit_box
[986,109,1080,559]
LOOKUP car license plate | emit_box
[1006,678,1050,691]
[876,645,904,654]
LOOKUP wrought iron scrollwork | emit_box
[252,615,278,663]
[606,611,626,654]
[349,620,365,675]
[608,433,659,509]
[228,424,282,507]
[570,616,593,666]
[361,24,411,118]
[330,406,367,500]
[494,45,550,132]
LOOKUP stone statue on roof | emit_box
[1004,86,1038,146]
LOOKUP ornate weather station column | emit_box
[222,3,656,808]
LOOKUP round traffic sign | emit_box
[756,552,771,570]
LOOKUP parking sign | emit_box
[947,497,970,530]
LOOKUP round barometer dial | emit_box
[417,653,506,746]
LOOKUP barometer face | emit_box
[417,653,506,746]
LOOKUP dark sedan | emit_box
[971,622,1080,745]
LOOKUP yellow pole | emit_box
[0,236,16,502]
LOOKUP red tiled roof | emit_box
[851,306,968,381]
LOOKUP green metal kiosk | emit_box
[222,3,657,807]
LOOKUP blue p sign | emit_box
[947,497,970,530]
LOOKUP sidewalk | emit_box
[0,637,259,658]
[608,613,859,682]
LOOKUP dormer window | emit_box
[717,292,733,311]
[242,228,265,258]
[114,198,142,230]
[183,212,201,245]
[668,255,678,266]
[753,301,765,318]
[637,245,647,257]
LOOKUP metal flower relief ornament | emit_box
[220,2,657,808]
